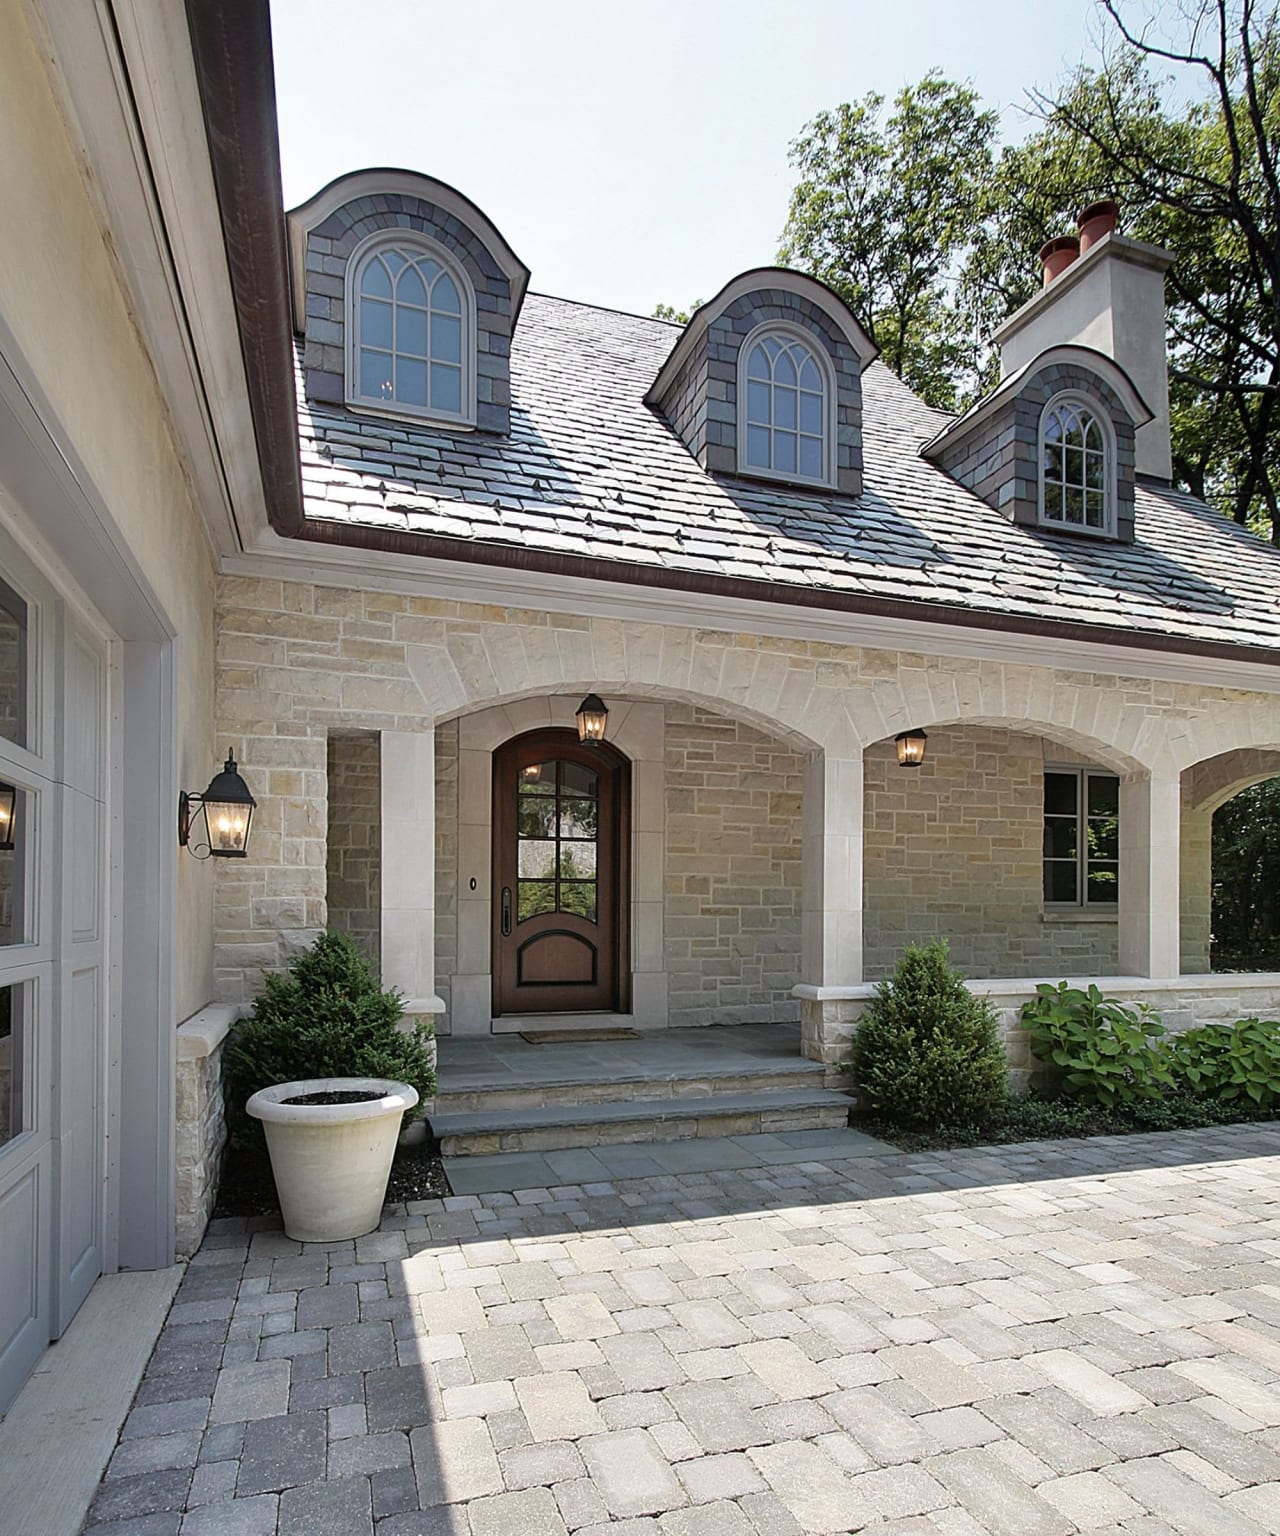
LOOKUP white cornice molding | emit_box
[285,168,532,334]
[25,0,270,562]
[221,530,1280,698]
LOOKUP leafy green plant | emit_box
[1020,982,1175,1108]
[1168,1019,1280,1109]
[222,930,436,1150]
[851,940,1008,1129]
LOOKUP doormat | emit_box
[520,1028,639,1044]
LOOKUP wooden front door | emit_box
[493,730,629,1016]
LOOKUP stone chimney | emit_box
[992,205,1174,481]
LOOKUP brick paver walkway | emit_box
[83,1124,1280,1534]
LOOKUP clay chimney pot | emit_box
[1039,235,1081,287]
[1077,198,1120,253]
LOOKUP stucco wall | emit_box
[863,727,1121,980]
[0,5,216,1019]
[663,704,804,1026]
[325,733,381,970]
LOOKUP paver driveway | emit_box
[83,1124,1280,1534]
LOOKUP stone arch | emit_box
[1183,747,1280,814]
[858,710,1148,777]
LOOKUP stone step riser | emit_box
[436,1068,827,1115]
[440,1103,849,1157]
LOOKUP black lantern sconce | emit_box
[179,750,257,859]
[576,693,609,745]
[0,781,15,851]
[895,729,928,768]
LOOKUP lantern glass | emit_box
[895,730,928,768]
[185,751,257,858]
[0,781,15,852]
[575,694,609,744]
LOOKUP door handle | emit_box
[501,886,512,936]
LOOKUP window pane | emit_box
[799,357,821,392]
[774,349,797,387]
[397,357,429,406]
[419,259,442,287]
[774,388,797,430]
[518,841,556,878]
[746,380,770,425]
[518,881,556,920]
[559,842,597,879]
[0,579,28,750]
[430,363,461,414]
[559,883,597,922]
[1044,861,1078,903]
[799,392,822,435]
[382,250,407,276]
[397,263,427,308]
[1044,773,1078,817]
[1043,817,1078,860]
[433,272,461,314]
[519,762,556,794]
[774,432,797,474]
[360,297,393,350]
[396,306,428,358]
[433,312,462,365]
[746,425,771,468]
[799,437,822,479]
[0,984,23,1147]
[559,798,598,839]
[517,798,555,838]
[1088,816,1119,863]
[1085,491,1107,529]
[360,350,393,400]
[361,257,392,299]
[746,343,770,380]
[1087,864,1119,904]
[1063,487,1084,524]
[0,785,27,945]
[560,762,598,797]
[1087,776,1119,816]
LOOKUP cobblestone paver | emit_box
[82,1124,1280,1534]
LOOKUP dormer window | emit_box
[738,324,833,485]
[1039,394,1113,534]
[347,234,475,425]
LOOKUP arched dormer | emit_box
[921,345,1152,544]
[646,269,877,496]
[286,169,530,434]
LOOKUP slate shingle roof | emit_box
[298,292,1280,654]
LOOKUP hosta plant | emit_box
[1168,1018,1280,1109]
[1020,982,1175,1108]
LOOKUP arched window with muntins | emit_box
[739,328,830,484]
[1040,395,1113,533]
[348,237,473,422]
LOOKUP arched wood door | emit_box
[492,730,629,1016]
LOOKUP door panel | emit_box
[0,1149,50,1406]
[493,731,629,1016]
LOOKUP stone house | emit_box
[1,0,1279,1415]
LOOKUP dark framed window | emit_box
[1044,768,1119,907]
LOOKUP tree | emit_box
[778,72,998,409]
[652,301,702,324]
[1212,777,1280,967]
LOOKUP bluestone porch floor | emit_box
[80,1121,1280,1535]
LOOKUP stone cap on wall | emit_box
[176,1003,243,1061]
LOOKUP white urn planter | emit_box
[246,1077,419,1242]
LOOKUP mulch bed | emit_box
[214,1133,452,1221]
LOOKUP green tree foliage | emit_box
[851,940,1008,1129]
[1212,777,1280,967]
[779,72,997,409]
[222,930,436,1149]
[652,301,703,324]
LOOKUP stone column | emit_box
[1118,771,1181,978]
[380,729,446,1022]
[798,751,864,1065]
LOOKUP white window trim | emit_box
[344,229,477,429]
[735,320,838,490]
[1043,764,1120,912]
[1037,390,1116,538]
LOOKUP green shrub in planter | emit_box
[222,930,436,1150]
[1168,1018,1280,1109]
[1020,982,1175,1109]
[851,940,1008,1130]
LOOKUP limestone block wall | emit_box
[174,1005,240,1257]
[325,733,381,971]
[1180,800,1213,974]
[663,704,804,1027]
[434,721,459,1023]
[862,727,1120,980]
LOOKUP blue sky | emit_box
[272,0,1107,317]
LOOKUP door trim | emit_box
[491,728,631,1020]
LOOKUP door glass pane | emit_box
[0,578,28,750]
[518,841,556,878]
[560,762,597,797]
[519,762,556,794]
[0,984,22,1147]
[559,842,596,879]
[559,799,598,839]
[518,881,556,920]
[511,754,604,929]
[517,798,555,838]
[560,883,597,922]
[0,785,28,946]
